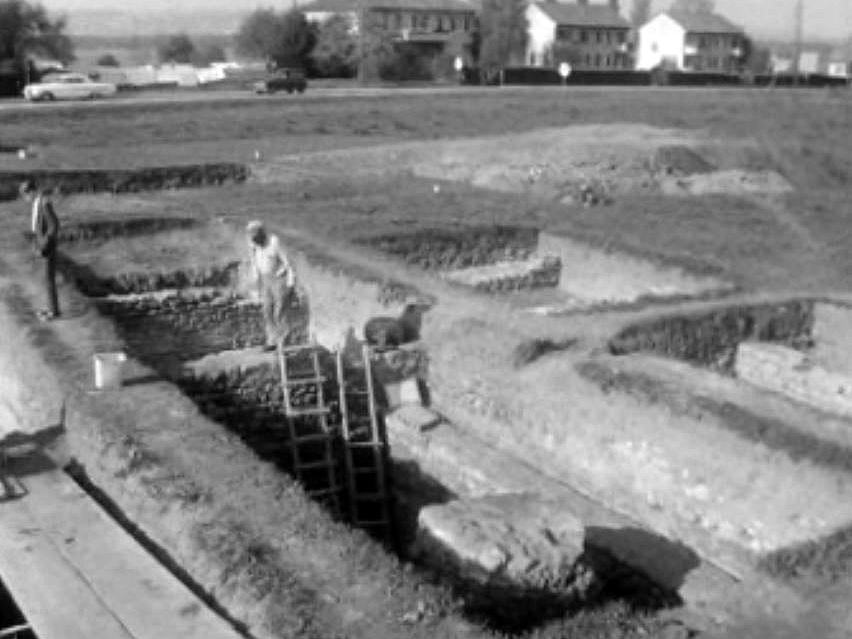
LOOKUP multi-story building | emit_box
[525,2,632,70]
[302,0,477,51]
[636,10,745,73]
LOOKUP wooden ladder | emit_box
[336,343,393,541]
[277,342,342,517]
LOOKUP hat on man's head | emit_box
[246,220,264,234]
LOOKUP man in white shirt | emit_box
[247,220,296,349]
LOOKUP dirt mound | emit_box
[653,145,716,175]
[259,124,792,201]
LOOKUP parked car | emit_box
[253,68,307,95]
[22,73,117,102]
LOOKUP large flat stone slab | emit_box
[412,493,585,589]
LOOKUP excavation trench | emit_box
[57,248,678,633]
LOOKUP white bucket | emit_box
[93,352,127,390]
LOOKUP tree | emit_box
[0,0,74,76]
[235,8,315,69]
[669,0,715,14]
[310,15,357,77]
[97,53,120,67]
[478,0,527,73]
[630,0,652,25]
[193,44,226,66]
[158,33,195,64]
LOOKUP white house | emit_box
[526,2,632,69]
[636,10,744,72]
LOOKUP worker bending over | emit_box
[247,220,297,349]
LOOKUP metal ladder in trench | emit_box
[277,342,392,540]
[277,343,342,517]
[336,344,392,541]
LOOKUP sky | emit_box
[45,0,852,41]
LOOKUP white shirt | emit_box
[31,195,42,233]
[250,234,295,287]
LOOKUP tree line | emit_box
[0,0,773,84]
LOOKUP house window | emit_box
[594,53,601,67]
[699,35,707,48]
[580,29,588,43]
[463,15,471,30]
[584,53,591,66]
[617,31,626,44]
[604,55,611,67]
[530,51,537,66]
[708,56,719,68]
[596,31,602,43]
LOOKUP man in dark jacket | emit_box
[20,180,60,320]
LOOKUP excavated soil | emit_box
[255,124,793,202]
[46,220,677,634]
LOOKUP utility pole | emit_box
[792,0,803,82]
[357,0,366,84]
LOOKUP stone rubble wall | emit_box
[441,256,561,293]
[355,226,538,271]
[736,342,852,418]
[610,299,815,372]
[96,292,270,364]
[0,163,249,201]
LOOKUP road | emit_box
[0,86,488,113]
[0,83,816,115]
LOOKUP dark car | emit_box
[253,68,307,95]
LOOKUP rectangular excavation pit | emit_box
[55,242,679,635]
[354,226,737,310]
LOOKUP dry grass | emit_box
[1,87,849,188]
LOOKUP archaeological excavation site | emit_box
[1,113,851,639]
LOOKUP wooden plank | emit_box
[0,462,243,639]
[0,494,136,639]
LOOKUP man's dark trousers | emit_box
[44,248,59,317]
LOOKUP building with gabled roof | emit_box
[526,1,632,69]
[301,0,477,47]
[636,10,746,73]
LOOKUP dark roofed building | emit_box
[302,0,477,46]
[526,2,632,69]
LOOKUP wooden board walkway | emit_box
[0,453,244,639]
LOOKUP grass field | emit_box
[4,87,848,294]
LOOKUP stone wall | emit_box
[610,299,815,372]
[736,342,852,418]
[66,261,241,297]
[441,256,561,293]
[0,163,249,200]
[96,292,270,365]
[355,226,538,271]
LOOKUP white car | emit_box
[23,73,117,102]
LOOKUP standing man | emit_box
[246,220,296,349]
[20,180,60,320]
